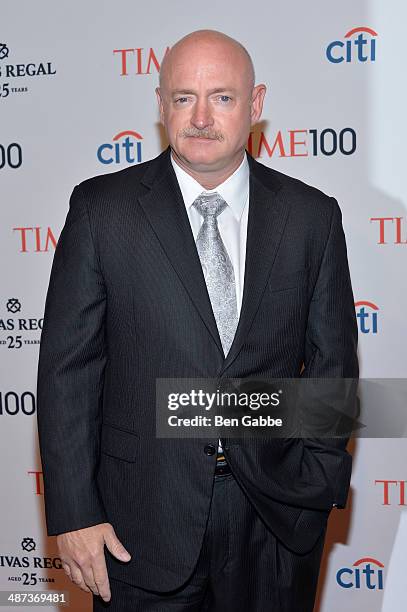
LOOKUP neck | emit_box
[171,149,245,189]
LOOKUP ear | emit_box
[250,84,267,125]
[155,87,165,125]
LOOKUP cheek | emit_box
[222,117,249,143]
[220,107,249,129]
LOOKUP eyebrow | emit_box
[171,88,236,96]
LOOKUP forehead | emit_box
[164,43,249,91]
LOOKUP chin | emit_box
[179,143,224,169]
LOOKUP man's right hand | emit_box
[57,522,131,602]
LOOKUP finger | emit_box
[62,562,71,577]
[104,530,131,562]
[69,562,91,594]
[80,564,100,597]
[92,554,111,602]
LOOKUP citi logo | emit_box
[97,130,143,165]
[326,27,378,63]
[336,557,384,590]
[355,301,379,334]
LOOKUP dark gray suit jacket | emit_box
[36,147,359,591]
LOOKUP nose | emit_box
[191,99,214,130]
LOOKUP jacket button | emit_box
[204,444,216,456]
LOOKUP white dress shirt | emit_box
[171,151,250,455]
[170,152,250,317]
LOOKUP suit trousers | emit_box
[93,472,325,612]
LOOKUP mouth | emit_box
[189,135,217,140]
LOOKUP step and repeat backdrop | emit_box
[1,1,406,610]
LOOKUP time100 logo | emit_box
[0,142,22,169]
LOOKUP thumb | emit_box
[104,528,131,562]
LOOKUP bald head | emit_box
[159,29,255,92]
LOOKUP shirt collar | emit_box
[170,151,249,222]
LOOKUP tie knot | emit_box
[192,192,227,219]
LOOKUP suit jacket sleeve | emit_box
[36,184,108,536]
[300,197,359,509]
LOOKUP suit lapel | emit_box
[218,156,291,374]
[137,149,224,356]
[137,148,291,370]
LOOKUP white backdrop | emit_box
[1,1,406,610]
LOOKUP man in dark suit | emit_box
[36,29,359,611]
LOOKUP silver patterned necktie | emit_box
[193,192,238,356]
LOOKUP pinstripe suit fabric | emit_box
[36,147,358,607]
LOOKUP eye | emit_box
[218,95,232,103]
[175,96,189,104]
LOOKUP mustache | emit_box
[179,127,224,141]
